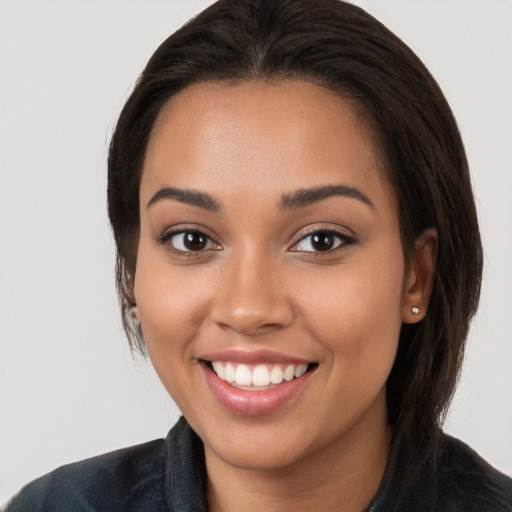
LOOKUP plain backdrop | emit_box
[1,0,511,505]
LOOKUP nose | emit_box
[209,252,294,336]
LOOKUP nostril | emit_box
[211,305,294,336]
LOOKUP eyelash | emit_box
[291,228,356,255]
[157,227,356,257]
[157,228,220,257]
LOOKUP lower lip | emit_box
[201,364,314,415]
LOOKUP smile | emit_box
[209,361,309,389]
[199,351,318,415]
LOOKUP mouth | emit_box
[198,349,318,414]
[202,360,318,391]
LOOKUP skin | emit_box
[134,81,436,511]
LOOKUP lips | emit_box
[199,350,317,415]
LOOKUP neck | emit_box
[205,403,391,512]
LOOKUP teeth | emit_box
[212,361,225,380]
[270,365,283,384]
[252,366,270,387]
[283,365,295,381]
[224,362,236,383]
[210,361,311,388]
[294,364,308,378]
[234,364,252,386]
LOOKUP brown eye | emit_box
[293,230,354,253]
[183,232,207,250]
[167,231,217,252]
[311,232,336,251]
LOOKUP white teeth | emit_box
[270,365,284,384]
[235,364,252,386]
[212,361,225,380]
[294,364,308,378]
[224,363,236,383]
[283,364,295,381]
[252,366,271,387]
[210,361,311,388]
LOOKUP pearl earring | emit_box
[411,306,420,315]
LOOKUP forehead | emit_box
[141,80,393,210]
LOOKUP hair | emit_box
[107,0,482,471]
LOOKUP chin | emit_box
[209,438,308,472]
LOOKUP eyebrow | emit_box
[147,187,222,212]
[147,183,374,213]
[280,184,374,211]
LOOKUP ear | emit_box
[129,305,140,323]
[402,228,438,324]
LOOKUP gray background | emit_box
[1,0,511,505]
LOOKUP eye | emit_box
[159,230,218,253]
[293,230,354,252]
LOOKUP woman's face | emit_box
[135,81,419,471]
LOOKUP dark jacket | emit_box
[6,417,512,511]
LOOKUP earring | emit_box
[411,306,420,315]
[128,306,139,321]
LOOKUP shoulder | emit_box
[5,438,168,512]
[436,433,512,511]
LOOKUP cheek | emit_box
[133,245,213,356]
[132,249,217,415]
[295,252,404,372]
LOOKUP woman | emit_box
[6,0,512,510]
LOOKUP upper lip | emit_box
[199,349,313,365]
